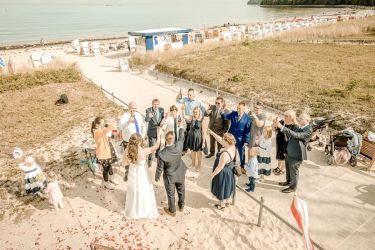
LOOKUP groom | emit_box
[155,123,187,217]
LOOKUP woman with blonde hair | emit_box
[210,130,236,210]
[184,106,207,172]
[122,130,161,219]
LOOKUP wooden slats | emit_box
[358,139,375,171]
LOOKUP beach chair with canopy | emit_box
[72,39,80,53]
[80,41,90,56]
[91,42,101,57]
[30,52,43,68]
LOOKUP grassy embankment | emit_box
[0,65,123,220]
[131,17,375,132]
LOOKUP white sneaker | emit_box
[104,181,114,190]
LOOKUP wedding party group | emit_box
[17,88,313,219]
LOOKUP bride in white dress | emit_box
[122,132,160,219]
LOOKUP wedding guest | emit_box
[18,156,47,196]
[118,102,146,181]
[204,96,229,158]
[244,147,260,192]
[92,117,118,189]
[257,126,273,182]
[45,171,64,211]
[275,112,313,193]
[176,88,206,152]
[273,111,298,176]
[184,107,207,172]
[210,131,236,210]
[248,101,267,149]
[156,123,187,217]
[221,101,251,173]
[145,99,164,167]
[161,105,184,142]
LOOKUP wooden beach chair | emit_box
[357,132,375,171]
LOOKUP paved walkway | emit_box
[65,52,375,250]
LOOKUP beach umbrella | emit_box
[291,195,315,250]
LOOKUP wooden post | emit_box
[257,196,265,227]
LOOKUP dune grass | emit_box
[149,40,375,132]
[275,16,375,42]
[0,64,82,93]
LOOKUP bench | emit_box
[357,134,375,171]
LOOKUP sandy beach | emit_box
[0,36,374,250]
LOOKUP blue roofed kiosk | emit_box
[128,27,192,53]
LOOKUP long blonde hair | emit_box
[127,133,142,164]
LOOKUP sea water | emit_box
[0,0,342,45]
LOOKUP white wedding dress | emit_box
[124,158,159,219]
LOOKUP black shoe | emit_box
[278,182,290,186]
[178,206,184,212]
[281,187,296,193]
[205,154,214,159]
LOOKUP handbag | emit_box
[203,139,209,155]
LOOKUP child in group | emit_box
[257,126,273,182]
[18,156,47,197]
[45,171,64,211]
[244,147,260,192]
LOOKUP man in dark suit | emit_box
[204,96,229,158]
[221,101,251,172]
[145,99,164,167]
[156,126,187,217]
[275,113,313,193]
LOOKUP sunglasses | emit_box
[215,102,221,105]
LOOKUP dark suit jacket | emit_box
[156,128,187,183]
[222,111,251,144]
[204,105,229,135]
[282,125,313,161]
[145,107,164,138]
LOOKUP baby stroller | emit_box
[307,117,333,151]
[324,131,357,167]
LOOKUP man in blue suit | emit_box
[221,101,251,172]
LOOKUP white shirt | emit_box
[161,115,185,139]
[118,112,146,142]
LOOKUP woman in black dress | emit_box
[273,111,297,175]
[185,107,207,172]
[210,130,236,210]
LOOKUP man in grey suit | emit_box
[274,113,313,193]
[204,96,229,158]
[145,99,164,167]
[156,125,187,217]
